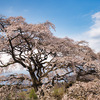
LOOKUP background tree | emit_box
[0,16,99,91]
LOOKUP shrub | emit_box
[52,85,65,100]
[29,88,38,100]
[18,91,27,100]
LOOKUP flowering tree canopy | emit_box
[0,16,100,91]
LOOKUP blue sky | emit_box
[1,0,100,52]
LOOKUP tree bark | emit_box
[28,67,42,92]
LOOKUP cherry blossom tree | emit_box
[0,16,99,91]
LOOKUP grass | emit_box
[52,84,65,100]
[29,88,38,100]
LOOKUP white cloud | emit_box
[72,12,100,52]
[85,12,100,52]
[86,12,100,38]
[74,12,100,52]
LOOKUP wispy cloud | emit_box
[84,12,100,52]
[86,12,100,38]
[23,9,29,12]
[6,6,13,14]
[72,12,100,52]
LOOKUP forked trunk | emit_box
[28,67,42,92]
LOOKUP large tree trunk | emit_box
[28,67,42,91]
